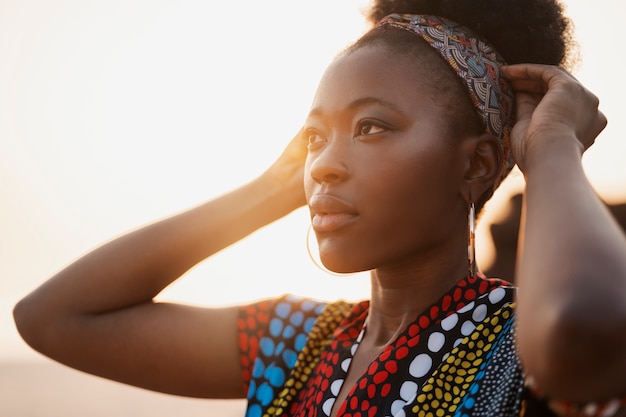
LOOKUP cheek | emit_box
[362,146,459,207]
[357,147,463,241]
[314,147,462,273]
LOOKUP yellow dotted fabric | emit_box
[412,303,515,416]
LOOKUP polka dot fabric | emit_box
[289,274,515,417]
[238,296,325,416]
[238,295,353,417]
[236,276,626,416]
[411,303,520,417]
[456,306,523,416]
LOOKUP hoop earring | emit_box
[468,201,477,278]
[306,225,347,276]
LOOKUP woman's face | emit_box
[304,45,469,274]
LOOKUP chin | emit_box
[319,252,370,275]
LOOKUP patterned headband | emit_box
[377,14,516,187]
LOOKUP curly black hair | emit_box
[365,0,575,69]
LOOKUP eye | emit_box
[357,121,387,137]
[304,129,326,149]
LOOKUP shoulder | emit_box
[237,295,361,357]
[237,295,356,332]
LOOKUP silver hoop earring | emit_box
[468,201,477,278]
[306,225,346,276]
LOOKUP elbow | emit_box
[13,294,54,355]
[518,289,626,401]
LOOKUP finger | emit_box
[502,64,576,92]
[506,79,547,95]
[514,92,540,122]
[504,63,599,112]
[502,63,573,81]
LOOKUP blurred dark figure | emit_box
[485,193,626,283]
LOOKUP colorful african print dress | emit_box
[237,275,623,417]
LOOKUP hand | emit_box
[502,64,607,173]
[263,128,308,210]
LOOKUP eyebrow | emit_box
[307,96,408,119]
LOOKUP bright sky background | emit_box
[1,0,625,361]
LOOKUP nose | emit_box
[308,140,349,185]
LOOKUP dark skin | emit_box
[506,64,626,402]
[303,46,496,415]
[13,40,626,416]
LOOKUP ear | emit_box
[459,133,502,203]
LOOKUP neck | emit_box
[365,254,468,347]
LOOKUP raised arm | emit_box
[503,64,626,402]
[13,130,307,398]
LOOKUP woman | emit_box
[14,0,626,415]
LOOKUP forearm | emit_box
[15,173,301,316]
[516,138,626,400]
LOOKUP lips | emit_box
[309,194,358,232]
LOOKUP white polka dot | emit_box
[356,327,366,342]
[461,320,476,336]
[322,398,335,416]
[489,287,506,304]
[427,332,446,353]
[330,379,343,396]
[409,353,432,378]
[341,358,351,372]
[399,380,418,402]
[391,399,406,415]
[453,337,464,348]
[458,301,475,314]
[441,313,459,331]
[472,304,488,323]
[350,343,359,355]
